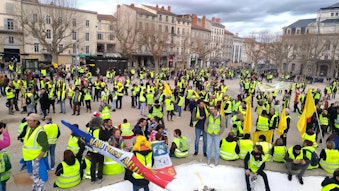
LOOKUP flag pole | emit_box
[314,108,325,148]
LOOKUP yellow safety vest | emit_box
[103,156,125,175]
[248,154,264,173]
[207,114,221,135]
[256,141,272,162]
[22,126,46,161]
[67,136,79,155]
[165,98,174,111]
[173,136,189,158]
[303,146,319,169]
[272,146,286,163]
[239,139,253,159]
[43,123,58,144]
[5,87,15,99]
[0,150,11,181]
[256,116,269,131]
[120,123,134,137]
[132,152,152,179]
[322,183,339,191]
[55,160,81,188]
[287,147,303,160]
[193,106,209,127]
[320,149,339,173]
[101,106,111,120]
[220,139,239,160]
[303,133,318,148]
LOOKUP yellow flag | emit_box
[245,94,252,104]
[277,108,287,136]
[243,101,252,133]
[163,82,172,97]
[297,89,316,137]
[220,101,225,116]
[252,130,274,144]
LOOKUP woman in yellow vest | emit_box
[66,124,85,161]
[220,132,239,161]
[321,169,339,191]
[120,119,134,140]
[244,145,271,191]
[54,150,81,189]
[169,129,189,158]
[320,141,339,173]
[272,138,286,163]
[302,129,318,148]
[302,140,319,169]
[124,136,153,191]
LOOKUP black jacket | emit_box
[321,176,339,191]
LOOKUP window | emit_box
[109,34,115,40]
[98,20,102,30]
[58,17,63,24]
[46,15,51,24]
[109,25,113,31]
[165,26,168,33]
[7,19,14,30]
[33,14,38,22]
[337,13,339,16]
[72,19,76,27]
[46,29,51,39]
[97,33,103,40]
[85,46,90,54]
[172,17,175,24]
[177,28,180,34]
[85,20,90,27]
[72,31,77,40]
[58,44,63,52]
[8,36,14,44]
[171,27,174,34]
[85,33,90,41]
[331,13,334,16]
[182,28,185,35]
[72,44,77,54]
[34,43,39,52]
[159,15,162,21]
[166,16,168,22]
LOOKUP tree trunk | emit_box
[154,57,160,74]
[52,52,59,65]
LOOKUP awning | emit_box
[79,53,97,58]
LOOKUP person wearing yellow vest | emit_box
[175,92,185,118]
[280,108,291,146]
[319,110,329,143]
[302,129,318,148]
[43,116,60,170]
[103,129,126,175]
[204,105,226,166]
[148,100,165,125]
[87,117,105,184]
[220,132,239,161]
[271,138,286,163]
[0,122,11,190]
[120,119,134,140]
[170,129,189,158]
[139,89,147,116]
[321,168,339,191]
[192,100,208,157]
[83,87,92,113]
[72,87,82,116]
[99,100,111,120]
[57,86,67,114]
[165,95,174,121]
[5,82,16,115]
[320,141,339,174]
[244,145,271,191]
[124,136,153,191]
[302,140,319,169]
[285,144,310,184]
[22,113,49,190]
[239,134,254,159]
[54,150,81,189]
[256,110,270,131]
[66,124,85,161]
[256,135,272,162]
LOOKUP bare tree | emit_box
[18,0,82,63]
[139,25,171,73]
[191,35,214,68]
[115,6,139,67]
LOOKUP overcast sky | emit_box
[78,0,339,37]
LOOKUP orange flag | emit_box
[163,82,172,97]
[243,101,252,133]
[277,108,287,136]
[297,89,316,137]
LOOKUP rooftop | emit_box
[142,4,176,16]
[319,2,339,11]
[286,18,316,28]
[97,14,116,20]
[191,23,210,32]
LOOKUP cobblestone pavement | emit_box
[0,78,335,191]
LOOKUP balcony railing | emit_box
[0,26,23,34]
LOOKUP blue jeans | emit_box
[0,181,6,191]
[195,128,207,154]
[176,105,182,117]
[206,134,220,161]
[140,102,146,115]
[112,99,117,110]
[49,144,56,168]
[59,100,66,113]
[133,184,149,191]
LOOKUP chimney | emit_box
[212,17,215,23]
[130,3,134,8]
[168,6,171,12]
[117,4,120,9]
[216,18,220,23]
[156,4,158,10]
[161,6,165,11]
[192,14,198,24]
[202,16,206,27]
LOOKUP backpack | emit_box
[0,151,11,173]
[305,149,319,166]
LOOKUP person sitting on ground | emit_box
[244,145,271,191]
[238,133,253,160]
[256,135,272,162]
[272,138,286,163]
[220,132,239,161]
[149,124,168,145]
[321,168,339,190]
[54,150,82,189]
[302,140,319,170]
[320,141,339,174]
[169,129,189,158]
[285,144,310,185]
[303,128,318,148]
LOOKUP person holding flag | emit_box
[277,108,291,146]
[297,89,316,138]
